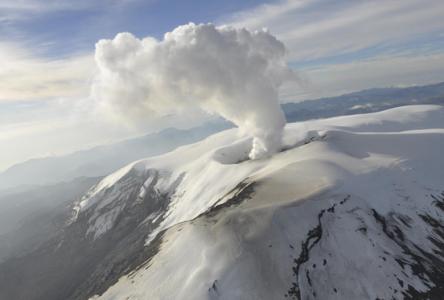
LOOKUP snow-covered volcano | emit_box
[1,105,444,300]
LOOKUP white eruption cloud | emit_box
[92,23,294,159]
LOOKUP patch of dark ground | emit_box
[196,180,257,297]
[285,195,350,300]
[371,191,444,300]
[285,191,444,300]
[203,181,256,219]
[0,171,258,300]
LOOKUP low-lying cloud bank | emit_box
[92,23,295,159]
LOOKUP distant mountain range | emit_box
[0,123,230,191]
[283,81,444,121]
[1,105,443,299]
[0,177,99,262]
[1,81,443,191]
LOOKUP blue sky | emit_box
[0,0,266,57]
[1,0,444,170]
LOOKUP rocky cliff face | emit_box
[1,105,444,300]
[0,169,167,300]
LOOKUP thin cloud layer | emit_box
[93,23,295,159]
[0,42,93,101]
[221,0,444,100]
[224,0,444,61]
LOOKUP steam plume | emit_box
[92,23,294,159]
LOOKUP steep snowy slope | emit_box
[1,105,443,300]
[84,105,444,300]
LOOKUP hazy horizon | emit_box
[1,0,444,170]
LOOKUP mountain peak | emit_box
[2,105,444,300]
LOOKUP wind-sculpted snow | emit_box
[76,127,331,242]
[78,104,444,246]
[89,105,444,300]
[1,105,444,300]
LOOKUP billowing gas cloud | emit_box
[92,23,294,159]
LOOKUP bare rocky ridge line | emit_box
[286,195,350,300]
[0,169,169,300]
[0,166,259,300]
[1,106,443,299]
[2,167,444,299]
[284,190,444,300]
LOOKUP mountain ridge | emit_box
[1,105,443,299]
[1,82,443,191]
